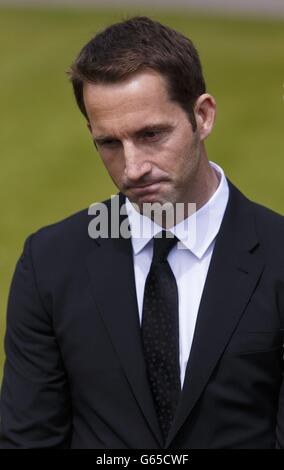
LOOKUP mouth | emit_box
[130,181,163,195]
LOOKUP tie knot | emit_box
[152,230,178,263]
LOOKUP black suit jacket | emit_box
[0,179,284,449]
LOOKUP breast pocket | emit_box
[224,330,284,356]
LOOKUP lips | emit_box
[130,181,163,195]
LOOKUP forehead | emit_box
[83,70,179,132]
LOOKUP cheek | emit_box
[100,152,124,180]
[171,145,198,183]
[163,141,191,172]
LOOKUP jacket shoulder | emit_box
[251,200,284,234]
[23,195,115,265]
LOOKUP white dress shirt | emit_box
[125,161,229,388]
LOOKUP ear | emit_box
[194,94,216,141]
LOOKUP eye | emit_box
[143,130,162,141]
[99,139,120,147]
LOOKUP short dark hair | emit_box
[68,16,206,131]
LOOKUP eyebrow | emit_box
[94,123,175,144]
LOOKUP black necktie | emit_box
[141,230,181,443]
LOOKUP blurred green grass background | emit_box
[0,7,283,384]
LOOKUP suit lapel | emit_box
[86,193,164,447]
[165,180,265,447]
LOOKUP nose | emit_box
[123,142,152,184]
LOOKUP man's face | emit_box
[84,70,204,211]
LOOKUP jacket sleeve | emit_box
[276,277,284,449]
[276,378,284,449]
[0,234,72,449]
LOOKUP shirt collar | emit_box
[125,161,229,259]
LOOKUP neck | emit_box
[160,157,220,228]
[193,159,220,212]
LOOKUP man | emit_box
[0,16,283,449]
